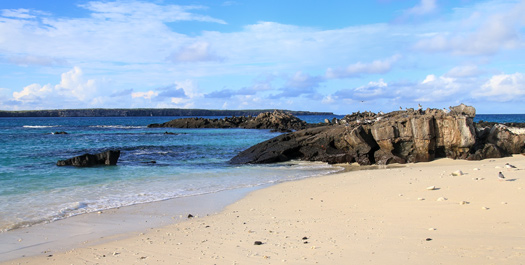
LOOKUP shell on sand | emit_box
[426,186,437,190]
[437,197,447,201]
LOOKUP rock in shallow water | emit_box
[56,150,120,167]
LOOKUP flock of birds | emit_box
[498,163,517,181]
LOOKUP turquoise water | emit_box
[0,114,521,232]
[0,116,343,232]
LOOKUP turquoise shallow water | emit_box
[0,114,521,232]
[0,116,343,232]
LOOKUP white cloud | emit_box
[326,55,401,79]
[80,1,226,24]
[413,1,525,55]
[414,74,462,102]
[13,83,53,102]
[131,90,158,100]
[445,65,483,78]
[1,9,36,19]
[353,79,388,98]
[331,79,389,101]
[56,67,97,101]
[405,0,437,16]
[12,67,97,106]
[168,42,223,63]
[473,73,525,101]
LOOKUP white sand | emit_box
[3,155,525,264]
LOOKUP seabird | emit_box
[498,172,506,181]
[505,163,517,170]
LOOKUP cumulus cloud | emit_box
[11,67,98,108]
[473,73,525,101]
[414,74,464,102]
[168,42,223,63]
[326,55,401,79]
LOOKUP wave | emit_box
[22,125,59,128]
[89,125,146,129]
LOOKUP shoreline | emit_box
[0,185,262,263]
[3,155,525,264]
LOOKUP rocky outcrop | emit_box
[148,110,310,132]
[57,150,121,167]
[230,104,525,165]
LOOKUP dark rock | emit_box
[254,241,263,245]
[57,150,120,167]
[53,131,68,134]
[230,104,525,165]
[187,214,194,218]
[148,110,311,132]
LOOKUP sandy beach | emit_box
[3,155,525,264]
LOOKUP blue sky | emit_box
[1,0,524,114]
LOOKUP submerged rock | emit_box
[57,150,120,167]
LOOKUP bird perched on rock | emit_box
[498,172,505,181]
[505,163,517,170]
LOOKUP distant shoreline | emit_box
[0,108,334,117]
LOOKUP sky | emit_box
[1,0,525,114]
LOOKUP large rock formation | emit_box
[57,150,121,167]
[230,104,525,165]
[148,110,309,132]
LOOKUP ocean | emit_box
[0,114,522,232]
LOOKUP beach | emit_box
[3,155,524,264]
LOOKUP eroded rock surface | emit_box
[231,104,525,165]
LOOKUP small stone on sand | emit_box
[426,186,436,190]
[473,168,480,171]
[418,198,425,201]
[459,201,469,205]
[452,170,464,176]
[437,197,447,201]
[254,241,263,245]
[481,207,489,210]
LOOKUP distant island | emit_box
[0,108,334,117]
